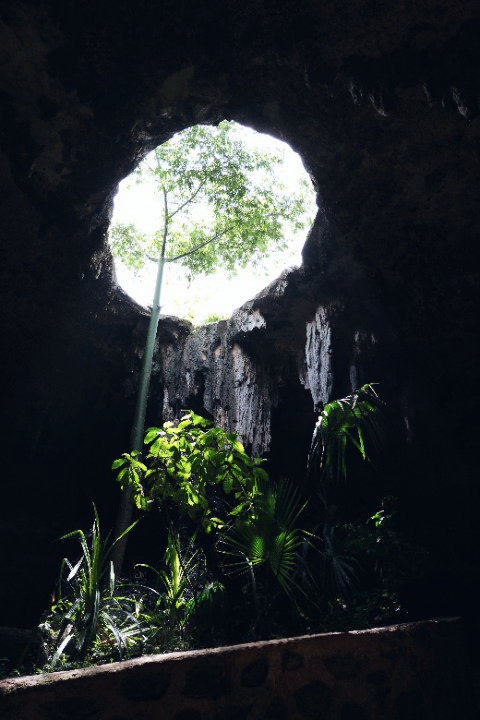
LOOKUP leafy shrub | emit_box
[113,410,268,533]
[30,389,427,674]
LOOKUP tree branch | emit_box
[167,226,232,263]
[167,179,207,220]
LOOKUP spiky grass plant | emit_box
[47,505,139,667]
[135,530,201,638]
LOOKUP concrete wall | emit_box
[0,618,473,719]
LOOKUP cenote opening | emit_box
[109,121,317,325]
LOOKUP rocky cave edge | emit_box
[1,0,480,654]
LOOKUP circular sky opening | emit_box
[110,122,317,325]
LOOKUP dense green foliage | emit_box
[113,410,268,533]
[220,479,309,621]
[4,387,425,677]
[45,507,140,668]
[308,382,383,485]
[109,121,313,278]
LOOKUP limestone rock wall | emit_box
[157,267,384,458]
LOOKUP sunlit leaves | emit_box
[112,410,267,534]
[109,120,315,277]
[308,383,383,485]
[221,479,308,604]
[109,224,157,276]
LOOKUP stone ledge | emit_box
[0,618,473,719]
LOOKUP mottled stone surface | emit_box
[0,619,473,720]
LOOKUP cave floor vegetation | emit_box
[1,388,427,679]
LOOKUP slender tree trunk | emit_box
[110,186,228,578]
[111,194,169,578]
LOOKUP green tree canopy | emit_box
[109,120,314,280]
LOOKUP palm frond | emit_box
[221,478,307,605]
[308,383,383,485]
[321,525,360,599]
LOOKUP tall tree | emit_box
[109,120,314,575]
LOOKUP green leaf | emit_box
[111,457,127,470]
[144,428,161,443]
[116,412,267,538]
[223,477,233,494]
[231,439,245,453]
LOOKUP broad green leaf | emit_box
[144,428,161,443]
[231,439,245,453]
[111,457,128,470]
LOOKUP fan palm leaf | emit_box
[221,479,307,603]
[321,524,360,599]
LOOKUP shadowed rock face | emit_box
[1,1,480,628]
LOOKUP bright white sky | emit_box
[111,124,316,325]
